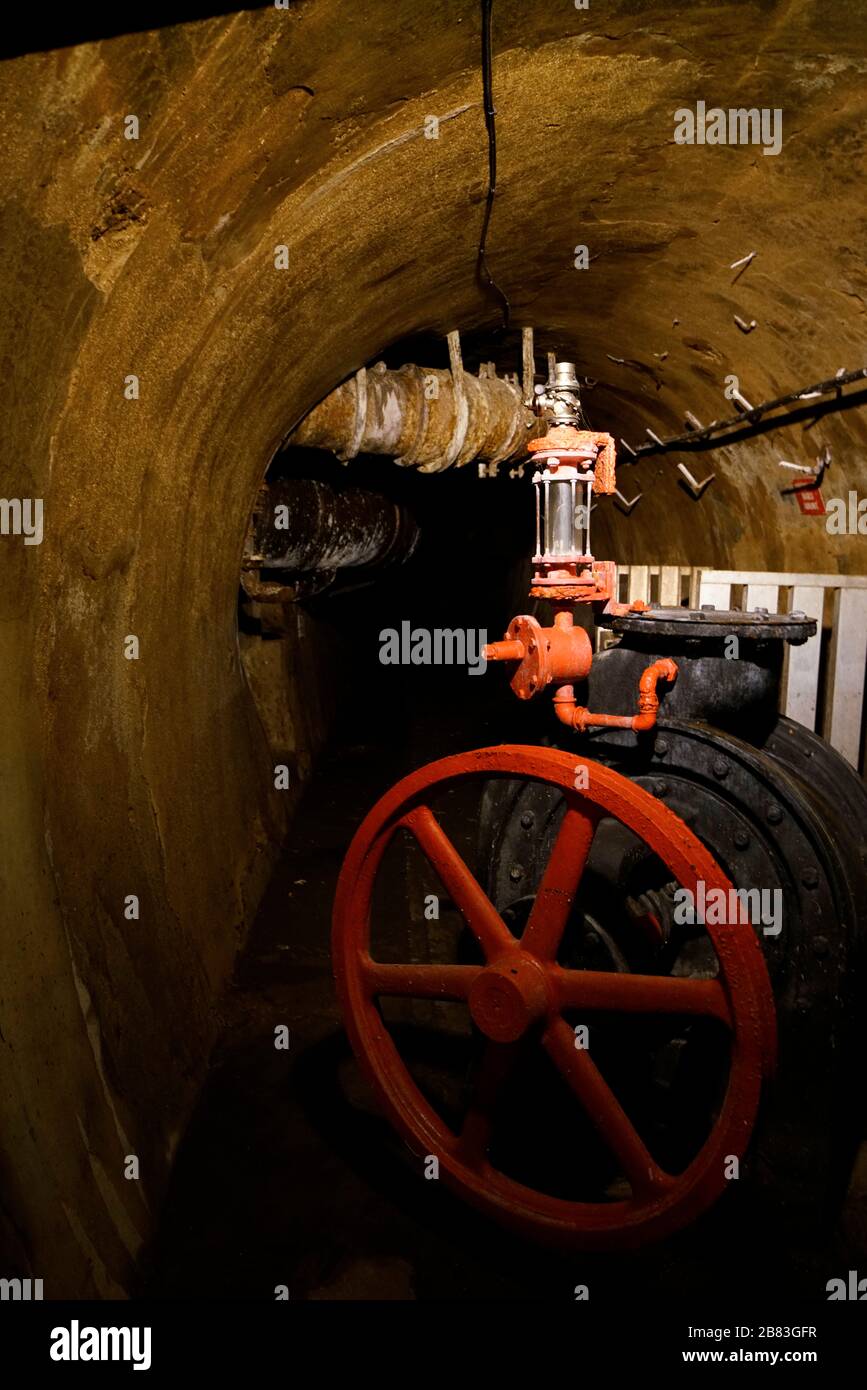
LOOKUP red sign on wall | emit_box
[794,484,825,515]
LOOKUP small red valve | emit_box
[486,359,665,732]
[483,610,592,700]
[485,612,677,733]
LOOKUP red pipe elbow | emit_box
[553,659,678,733]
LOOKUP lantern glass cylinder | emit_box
[534,463,587,561]
[547,476,574,556]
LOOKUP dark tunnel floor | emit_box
[142,677,867,1302]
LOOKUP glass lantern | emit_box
[533,457,594,568]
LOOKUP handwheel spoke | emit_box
[520,804,599,960]
[543,1016,673,1196]
[401,805,513,960]
[551,968,733,1027]
[362,960,481,1001]
[458,1041,521,1166]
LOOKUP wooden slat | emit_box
[698,579,731,610]
[826,588,867,767]
[702,570,867,589]
[627,565,650,605]
[660,566,681,607]
[688,568,702,608]
[744,583,779,614]
[783,585,824,731]
[729,582,746,612]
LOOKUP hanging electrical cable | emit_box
[477,0,511,331]
[625,365,867,459]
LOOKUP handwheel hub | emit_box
[468,953,549,1042]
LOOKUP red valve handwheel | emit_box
[332,745,777,1249]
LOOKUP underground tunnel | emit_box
[1,0,867,1342]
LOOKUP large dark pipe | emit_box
[248,478,419,575]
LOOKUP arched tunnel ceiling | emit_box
[2,0,866,574]
[1,0,866,1294]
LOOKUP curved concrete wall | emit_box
[1,0,865,1293]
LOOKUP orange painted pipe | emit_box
[483,639,525,663]
[553,658,678,733]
